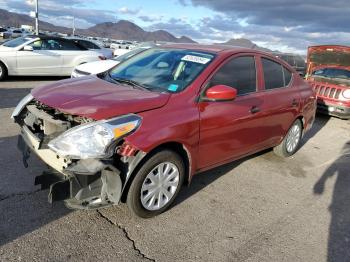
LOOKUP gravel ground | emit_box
[0,76,349,262]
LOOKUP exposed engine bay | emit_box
[14,99,145,209]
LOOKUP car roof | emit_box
[27,35,70,41]
[161,43,256,54]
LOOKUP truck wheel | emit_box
[127,150,185,218]
[273,119,302,157]
[0,62,7,81]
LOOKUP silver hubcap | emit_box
[286,124,301,153]
[141,162,180,211]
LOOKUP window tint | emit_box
[262,58,285,90]
[295,57,305,68]
[209,56,256,96]
[283,67,292,86]
[77,40,100,49]
[58,39,83,50]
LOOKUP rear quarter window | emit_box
[262,58,292,90]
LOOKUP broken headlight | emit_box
[48,114,141,159]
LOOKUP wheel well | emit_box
[0,60,8,74]
[120,142,191,202]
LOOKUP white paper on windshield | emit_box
[181,55,210,64]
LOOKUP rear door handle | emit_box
[250,106,260,114]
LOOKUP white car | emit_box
[0,28,11,39]
[0,35,105,80]
[67,37,114,59]
[71,46,152,78]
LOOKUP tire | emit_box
[0,62,7,81]
[127,149,185,218]
[273,119,302,157]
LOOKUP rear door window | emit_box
[77,40,100,49]
[209,56,257,96]
[262,58,292,89]
[57,39,84,51]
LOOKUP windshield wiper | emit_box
[108,74,148,90]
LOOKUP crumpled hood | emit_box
[75,59,119,75]
[31,76,170,120]
[307,45,350,76]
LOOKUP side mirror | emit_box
[23,45,33,51]
[205,85,237,101]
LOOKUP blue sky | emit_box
[1,0,350,54]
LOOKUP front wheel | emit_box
[273,119,302,157]
[127,150,185,218]
[0,62,7,81]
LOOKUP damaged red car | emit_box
[12,44,316,218]
[306,45,350,119]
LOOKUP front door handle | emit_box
[250,106,260,114]
[292,99,299,106]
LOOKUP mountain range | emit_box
[0,8,271,51]
[0,9,196,43]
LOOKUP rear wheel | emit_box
[273,119,302,157]
[127,150,185,218]
[0,62,7,81]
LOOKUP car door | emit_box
[56,39,86,75]
[16,38,63,75]
[257,56,301,146]
[198,54,273,169]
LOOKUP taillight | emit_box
[98,56,107,60]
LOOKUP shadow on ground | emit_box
[3,76,68,82]
[0,134,72,247]
[314,141,350,262]
[301,113,330,147]
[174,113,331,208]
[0,88,32,109]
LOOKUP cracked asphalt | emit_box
[0,76,350,262]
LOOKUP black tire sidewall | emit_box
[127,150,185,218]
[0,63,6,80]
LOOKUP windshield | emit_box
[312,68,350,80]
[108,48,215,92]
[112,48,148,62]
[2,36,35,47]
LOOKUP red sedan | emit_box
[12,44,316,217]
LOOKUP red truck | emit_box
[12,44,316,217]
[306,45,350,119]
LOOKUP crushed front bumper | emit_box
[17,125,123,209]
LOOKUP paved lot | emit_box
[0,76,349,262]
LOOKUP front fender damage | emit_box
[33,150,147,210]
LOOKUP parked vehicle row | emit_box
[12,44,316,218]
[71,46,153,77]
[0,27,30,39]
[0,35,108,79]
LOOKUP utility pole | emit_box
[35,0,39,35]
[72,16,75,36]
